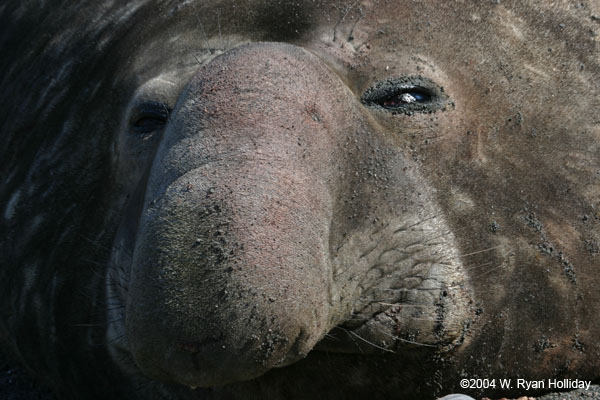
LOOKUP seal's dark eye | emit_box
[361,76,448,115]
[131,101,170,134]
[135,116,166,128]
[379,88,432,108]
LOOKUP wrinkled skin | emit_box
[1,1,599,399]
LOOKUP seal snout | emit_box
[126,200,332,387]
[164,328,308,387]
[125,179,333,387]
[124,42,349,387]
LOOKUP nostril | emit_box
[176,342,203,371]
[178,341,202,354]
[177,336,223,355]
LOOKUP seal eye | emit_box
[361,76,448,115]
[134,116,166,129]
[379,88,432,108]
[131,101,170,134]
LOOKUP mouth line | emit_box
[313,300,444,355]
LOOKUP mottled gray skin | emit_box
[0,1,599,399]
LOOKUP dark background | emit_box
[2,353,599,400]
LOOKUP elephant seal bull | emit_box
[1,1,599,399]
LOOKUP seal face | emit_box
[1,1,599,399]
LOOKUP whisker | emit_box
[79,234,111,252]
[106,333,127,345]
[393,214,441,234]
[371,326,438,348]
[376,302,432,307]
[105,305,125,312]
[464,260,495,271]
[336,327,395,353]
[461,246,502,258]
[216,9,222,43]
[472,263,507,278]
[374,287,447,292]
[191,3,210,49]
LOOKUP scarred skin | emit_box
[0,1,599,399]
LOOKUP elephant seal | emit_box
[1,1,599,399]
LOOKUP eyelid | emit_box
[129,101,171,126]
[129,101,171,134]
[135,116,166,127]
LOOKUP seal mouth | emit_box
[317,211,476,357]
[106,197,474,386]
[314,282,471,355]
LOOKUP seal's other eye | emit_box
[131,101,170,134]
[361,76,448,115]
